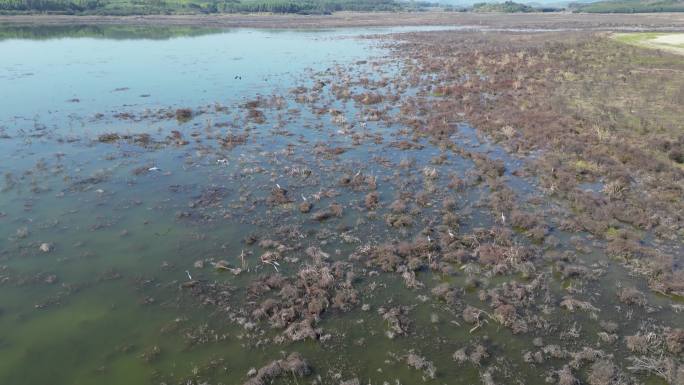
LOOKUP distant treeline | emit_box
[224,0,402,13]
[0,0,431,14]
[569,0,684,13]
[3,0,684,15]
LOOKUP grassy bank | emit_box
[613,31,684,54]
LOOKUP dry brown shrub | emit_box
[587,360,616,385]
[616,287,646,307]
[665,328,684,354]
[625,334,649,354]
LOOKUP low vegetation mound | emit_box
[472,1,534,12]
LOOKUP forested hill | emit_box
[0,0,425,15]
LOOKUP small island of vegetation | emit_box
[472,1,533,12]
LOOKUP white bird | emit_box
[148,166,161,172]
[501,212,506,225]
[276,183,281,189]
[217,159,228,165]
[185,270,192,280]
[448,230,455,238]
[301,194,307,202]
[427,235,432,243]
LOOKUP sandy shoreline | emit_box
[1,12,684,30]
[645,33,684,55]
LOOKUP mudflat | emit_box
[1,11,684,30]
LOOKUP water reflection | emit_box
[0,24,223,41]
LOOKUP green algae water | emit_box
[1,24,682,385]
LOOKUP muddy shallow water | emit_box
[0,25,682,385]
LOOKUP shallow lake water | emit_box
[0,25,681,385]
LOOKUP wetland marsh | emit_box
[0,20,683,385]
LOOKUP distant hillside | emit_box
[0,0,424,15]
[570,0,684,12]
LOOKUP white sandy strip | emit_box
[651,33,684,47]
